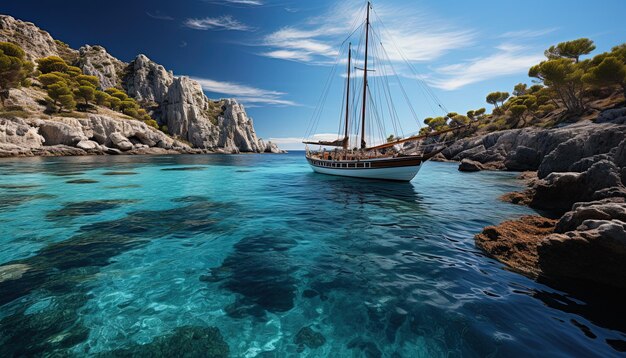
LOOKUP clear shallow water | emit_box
[0,152,623,357]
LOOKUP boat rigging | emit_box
[303,1,467,181]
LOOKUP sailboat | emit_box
[303,1,466,182]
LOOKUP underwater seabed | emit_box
[0,153,624,357]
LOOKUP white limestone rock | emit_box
[124,54,174,104]
[109,132,133,151]
[76,139,98,150]
[0,15,63,60]
[78,45,127,89]
[37,118,87,146]
[0,117,44,148]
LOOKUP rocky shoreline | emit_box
[436,107,626,293]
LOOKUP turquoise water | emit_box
[0,152,623,357]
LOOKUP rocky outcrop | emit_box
[472,109,626,295]
[215,99,263,153]
[530,160,626,212]
[122,55,282,153]
[37,118,87,146]
[163,76,216,148]
[77,45,126,89]
[123,54,173,104]
[0,115,196,157]
[443,118,626,176]
[0,117,44,149]
[0,15,62,60]
[539,218,626,290]
[555,198,626,233]
[476,210,626,290]
[458,159,484,172]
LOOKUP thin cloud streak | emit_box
[184,15,253,31]
[499,28,558,39]
[426,44,544,90]
[190,76,298,106]
[258,0,474,65]
[203,0,264,6]
[146,11,174,21]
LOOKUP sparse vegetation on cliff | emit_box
[0,42,33,107]
[419,38,626,140]
[27,52,159,129]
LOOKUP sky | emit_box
[1,0,625,149]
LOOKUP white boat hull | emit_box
[309,163,421,181]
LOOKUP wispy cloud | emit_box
[203,0,264,6]
[258,0,474,65]
[184,15,253,31]
[179,41,188,48]
[146,11,174,21]
[499,28,557,39]
[426,44,544,90]
[190,76,297,106]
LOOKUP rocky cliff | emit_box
[0,14,282,155]
[465,108,626,293]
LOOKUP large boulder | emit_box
[109,132,133,151]
[0,117,44,148]
[37,119,87,146]
[596,107,626,125]
[504,146,541,171]
[531,160,626,212]
[537,123,626,178]
[538,219,626,289]
[458,159,484,172]
[555,198,626,233]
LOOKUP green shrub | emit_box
[0,42,33,106]
[36,56,69,74]
[144,119,158,128]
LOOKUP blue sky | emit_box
[2,0,625,149]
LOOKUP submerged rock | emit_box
[46,199,137,220]
[294,326,326,352]
[458,159,484,172]
[205,234,297,315]
[98,326,229,358]
[0,264,30,283]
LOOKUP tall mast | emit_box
[360,1,371,149]
[344,43,351,149]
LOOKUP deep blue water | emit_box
[0,152,623,357]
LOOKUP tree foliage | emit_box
[513,83,527,96]
[75,85,95,105]
[486,91,510,109]
[36,56,69,74]
[0,42,32,106]
[583,56,626,94]
[529,58,585,114]
[544,38,595,63]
